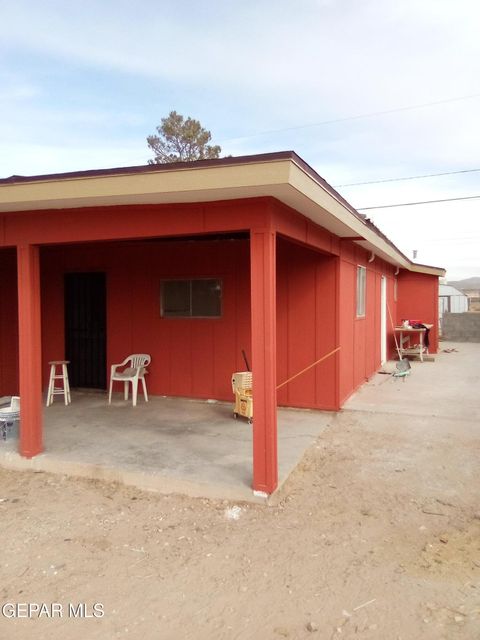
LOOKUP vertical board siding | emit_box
[286,247,317,405]
[276,238,338,410]
[338,245,398,405]
[37,236,340,410]
[396,272,439,353]
[339,260,356,404]
[0,249,19,395]
[40,240,251,401]
[314,256,338,409]
[1,227,437,411]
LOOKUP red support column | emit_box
[17,245,43,457]
[250,229,277,494]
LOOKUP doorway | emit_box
[65,272,107,389]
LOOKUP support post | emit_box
[17,245,43,457]
[250,229,277,494]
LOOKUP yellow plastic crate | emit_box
[231,372,253,423]
[231,371,252,393]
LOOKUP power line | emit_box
[335,167,480,187]
[422,237,480,244]
[221,92,480,143]
[357,194,480,210]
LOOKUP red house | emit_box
[0,152,444,495]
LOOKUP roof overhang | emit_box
[0,152,445,277]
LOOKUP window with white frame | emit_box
[161,279,222,318]
[356,266,366,317]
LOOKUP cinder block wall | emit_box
[442,312,480,342]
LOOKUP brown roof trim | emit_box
[410,261,447,272]
[0,151,371,229]
[288,157,444,274]
[0,152,296,185]
[0,148,366,232]
[0,150,444,274]
[357,215,445,275]
[286,153,368,222]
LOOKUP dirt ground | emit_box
[1,384,479,640]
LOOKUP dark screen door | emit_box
[65,272,107,389]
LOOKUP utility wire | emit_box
[421,237,480,243]
[335,167,480,187]
[221,92,480,143]
[357,195,480,210]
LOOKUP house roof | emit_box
[439,284,468,297]
[0,151,445,276]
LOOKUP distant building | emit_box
[462,289,480,312]
[447,277,480,312]
[439,284,469,333]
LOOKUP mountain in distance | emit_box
[447,276,480,290]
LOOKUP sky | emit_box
[1,0,479,281]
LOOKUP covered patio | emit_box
[0,151,444,498]
[0,392,332,501]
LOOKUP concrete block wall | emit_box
[442,312,480,342]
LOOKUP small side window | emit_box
[161,279,222,318]
[356,266,366,317]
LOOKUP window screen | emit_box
[356,266,366,317]
[161,279,222,317]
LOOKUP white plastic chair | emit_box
[108,354,151,407]
[0,396,20,441]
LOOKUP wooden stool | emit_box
[46,360,71,407]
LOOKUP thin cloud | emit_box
[1,0,479,278]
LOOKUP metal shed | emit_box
[439,284,469,332]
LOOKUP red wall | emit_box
[1,199,269,247]
[41,240,251,402]
[0,209,439,410]
[276,238,338,410]
[338,243,397,405]
[0,249,19,396]
[396,272,439,353]
[3,236,341,410]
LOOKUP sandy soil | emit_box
[0,404,479,639]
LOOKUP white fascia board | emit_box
[287,161,411,269]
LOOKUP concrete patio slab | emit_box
[344,341,480,421]
[0,393,333,502]
[4,342,472,502]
